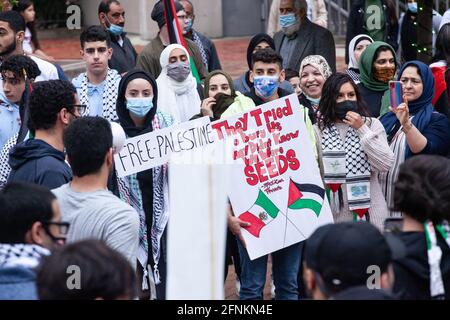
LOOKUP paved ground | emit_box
[40,35,346,300]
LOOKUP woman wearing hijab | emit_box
[191,70,255,121]
[346,34,374,84]
[379,61,450,214]
[116,69,173,300]
[314,73,393,230]
[156,44,201,124]
[298,55,332,124]
[233,33,294,95]
[358,41,397,118]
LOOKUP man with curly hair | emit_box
[0,54,40,149]
[7,80,82,189]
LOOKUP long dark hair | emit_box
[13,0,40,50]
[317,73,371,130]
[432,23,450,66]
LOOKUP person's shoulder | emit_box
[140,38,160,54]
[51,182,69,196]
[71,73,85,88]
[194,31,213,44]
[29,56,58,74]
[430,111,450,125]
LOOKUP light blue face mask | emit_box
[279,13,297,28]
[185,18,193,33]
[126,97,154,118]
[408,2,418,13]
[107,16,124,36]
[253,75,279,99]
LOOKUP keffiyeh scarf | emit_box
[0,244,50,269]
[78,68,120,121]
[321,124,371,218]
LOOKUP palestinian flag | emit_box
[238,190,280,238]
[288,179,325,217]
[162,0,201,83]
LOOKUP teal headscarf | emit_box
[358,41,397,116]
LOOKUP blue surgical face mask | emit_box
[279,13,297,28]
[408,2,418,13]
[107,17,124,36]
[253,75,279,99]
[126,97,154,118]
[185,18,193,33]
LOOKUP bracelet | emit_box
[402,122,413,134]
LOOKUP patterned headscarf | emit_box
[299,55,333,80]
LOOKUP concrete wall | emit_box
[80,0,223,40]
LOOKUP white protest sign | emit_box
[167,143,228,300]
[114,116,213,177]
[211,94,333,260]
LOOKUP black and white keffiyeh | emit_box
[78,68,120,121]
[0,244,50,269]
[321,124,371,217]
[192,31,208,69]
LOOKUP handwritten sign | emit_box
[212,94,333,260]
[114,117,213,177]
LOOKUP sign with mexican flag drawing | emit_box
[212,94,333,260]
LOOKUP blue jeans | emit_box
[237,240,302,300]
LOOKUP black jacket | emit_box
[8,139,72,189]
[345,0,399,64]
[108,31,137,75]
[274,18,336,73]
[357,82,385,118]
[392,231,450,300]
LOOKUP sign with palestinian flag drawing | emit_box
[211,94,333,260]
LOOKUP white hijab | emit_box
[348,34,374,70]
[156,44,201,124]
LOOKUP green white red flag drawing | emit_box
[238,190,280,238]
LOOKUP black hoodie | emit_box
[8,139,72,189]
[392,231,450,300]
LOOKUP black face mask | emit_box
[335,100,359,120]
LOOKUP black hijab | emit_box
[116,69,158,256]
[116,69,158,138]
[246,33,275,70]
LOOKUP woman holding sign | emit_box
[379,61,450,216]
[116,69,173,299]
[314,73,394,230]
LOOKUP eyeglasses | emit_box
[42,220,70,243]
[67,104,87,117]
